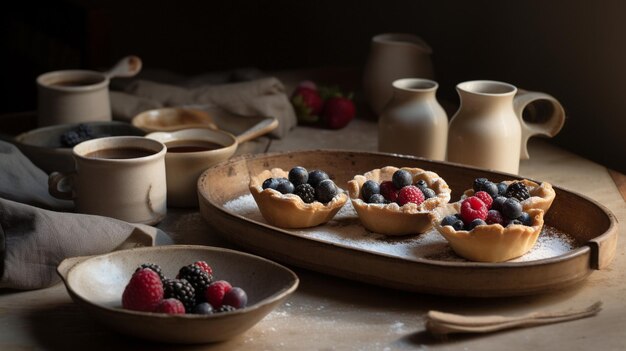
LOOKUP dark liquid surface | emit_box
[166,140,224,153]
[84,147,155,159]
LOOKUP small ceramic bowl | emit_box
[249,168,348,228]
[13,121,145,173]
[132,108,219,132]
[347,166,451,235]
[146,128,238,208]
[57,245,299,344]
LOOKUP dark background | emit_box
[2,0,625,173]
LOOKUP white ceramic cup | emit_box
[48,136,167,224]
[37,70,112,127]
[146,128,238,208]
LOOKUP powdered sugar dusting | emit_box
[223,194,577,262]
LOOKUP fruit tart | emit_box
[348,166,451,235]
[433,177,553,262]
[249,166,348,228]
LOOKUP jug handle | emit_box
[49,171,76,200]
[513,90,566,159]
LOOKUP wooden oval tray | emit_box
[198,150,617,297]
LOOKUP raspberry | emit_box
[193,261,213,276]
[460,196,488,223]
[122,268,164,312]
[205,280,232,308]
[222,287,248,309]
[155,298,185,314]
[135,263,165,281]
[396,185,425,206]
[379,181,398,202]
[485,209,505,225]
[473,191,493,209]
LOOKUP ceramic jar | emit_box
[447,80,565,174]
[363,33,434,115]
[378,78,448,161]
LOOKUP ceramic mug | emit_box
[146,128,238,208]
[37,69,112,127]
[48,136,167,224]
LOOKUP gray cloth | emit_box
[0,140,173,290]
[111,77,297,138]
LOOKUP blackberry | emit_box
[316,179,338,203]
[288,166,309,186]
[415,179,428,191]
[466,218,487,231]
[76,123,95,139]
[441,215,464,231]
[60,130,83,147]
[502,197,523,220]
[505,182,531,202]
[361,180,380,201]
[392,170,412,189]
[276,179,295,194]
[422,188,436,199]
[179,264,213,294]
[135,263,165,281]
[368,193,386,204]
[163,279,196,312]
[294,183,316,203]
[215,305,237,313]
[262,178,279,190]
[308,170,329,188]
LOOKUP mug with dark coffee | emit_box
[48,136,167,224]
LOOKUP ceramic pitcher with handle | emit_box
[363,33,434,115]
[447,80,565,174]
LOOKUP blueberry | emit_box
[422,188,436,199]
[502,197,523,219]
[361,180,380,201]
[308,170,329,188]
[294,183,316,203]
[192,302,214,314]
[518,212,532,226]
[441,215,464,231]
[466,218,487,231]
[506,219,523,227]
[472,178,489,192]
[262,178,279,190]
[222,287,248,309]
[491,196,507,211]
[392,170,412,189]
[316,179,338,203]
[415,180,428,191]
[276,180,295,194]
[288,166,308,186]
[497,182,508,196]
[473,178,498,199]
[368,193,386,204]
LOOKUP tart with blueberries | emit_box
[433,177,551,263]
[347,166,451,236]
[249,166,348,228]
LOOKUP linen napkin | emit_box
[0,141,172,290]
[111,76,297,138]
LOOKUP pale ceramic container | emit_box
[447,80,565,174]
[37,70,112,127]
[146,128,238,208]
[49,136,167,224]
[378,78,448,160]
[363,33,434,115]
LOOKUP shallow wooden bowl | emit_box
[57,245,299,343]
[197,150,617,297]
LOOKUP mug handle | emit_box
[513,90,566,159]
[48,171,76,200]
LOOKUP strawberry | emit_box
[321,96,355,129]
[291,87,323,124]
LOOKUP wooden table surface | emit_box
[1,116,625,350]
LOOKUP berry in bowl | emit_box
[249,166,348,228]
[347,166,451,235]
[57,245,299,343]
[433,177,554,262]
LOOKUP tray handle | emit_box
[587,222,618,270]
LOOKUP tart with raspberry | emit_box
[249,167,348,228]
[432,177,552,262]
[347,166,451,235]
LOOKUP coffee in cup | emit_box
[48,136,167,224]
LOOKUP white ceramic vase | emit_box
[378,78,448,161]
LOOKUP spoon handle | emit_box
[426,301,602,336]
[105,55,143,79]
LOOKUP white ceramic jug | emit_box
[378,78,448,160]
[447,80,565,174]
[363,33,434,115]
